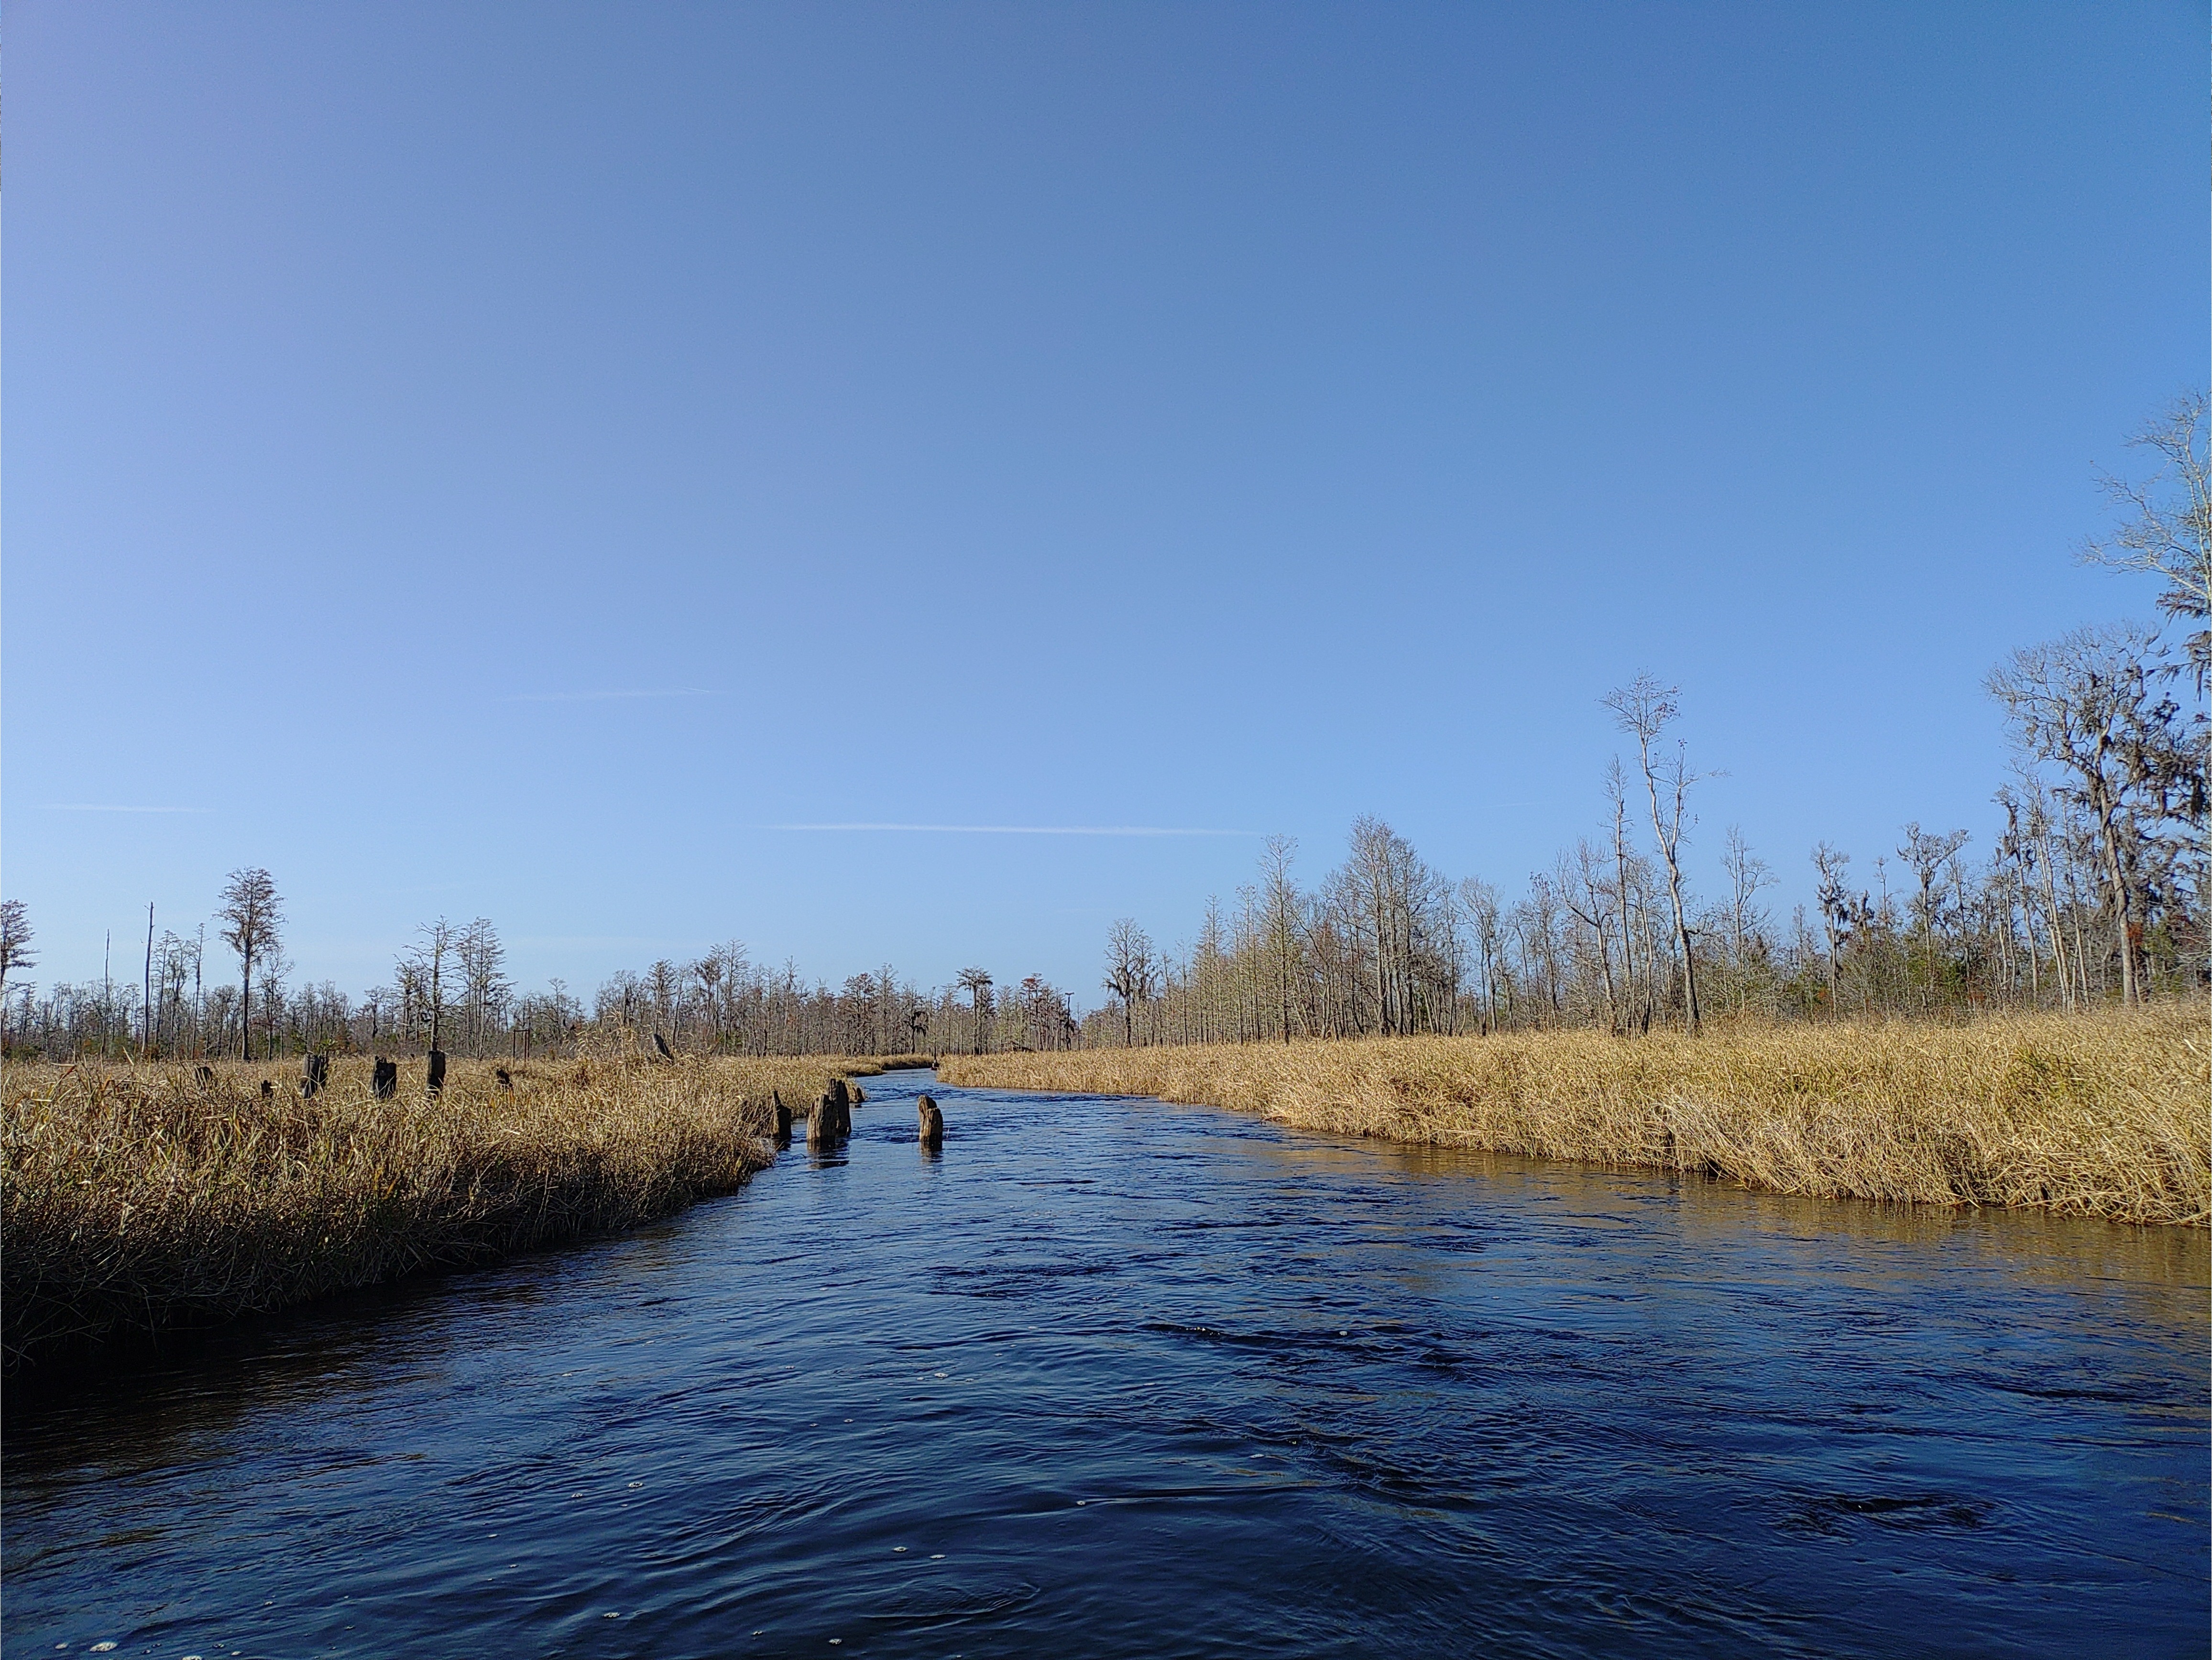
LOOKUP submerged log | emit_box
[372,1058,398,1100]
[917,1093,944,1151]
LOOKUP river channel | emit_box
[5,1070,2206,1658]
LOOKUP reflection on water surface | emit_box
[6,1070,2205,1659]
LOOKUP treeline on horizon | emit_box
[3,396,2204,1064]
[1103,397,2208,1046]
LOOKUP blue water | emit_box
[5,1070,2206,1658]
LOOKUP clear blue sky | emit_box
[5,1,2203,1001]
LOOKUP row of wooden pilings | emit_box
[770,1079,944,1150]
[196,1051,484,1102]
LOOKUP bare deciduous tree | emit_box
[458,918,512,1050]
[1103,920,1154,1047]
[955,966,994,1055]
[1456,876,1502,1034]
[1809,842,1852,1012]
[1987,624,2193,1005]
[216,868,282,1061]
[400,917,460,1052]
[0,899,33,1052]
[1720,827,1774,967]
[1258,835,1303,1043]
[1603,677,1707,1032]
[1897,825,1971,963]
[2082,389,2212,688]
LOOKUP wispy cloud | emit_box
[500,688,720,704]
[35,803,211,814]
[764,822,1259,837]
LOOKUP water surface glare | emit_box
[6,1070,2206,1658]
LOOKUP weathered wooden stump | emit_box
[917,1093,944,1151]
[772,1090,792,1140]
[300,1053,330,1098]
[426,1049,448,1097]
[807,1094,831,1145]
[372,1058,399,1100]
[826,1078,854,1136]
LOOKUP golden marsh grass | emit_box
[1,1050,914,1370]
[940,1005,2208,1226]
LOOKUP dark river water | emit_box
[6,1070,2207,1659]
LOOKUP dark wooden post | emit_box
[426,1050,447,1097]
[917,1093,944,1150]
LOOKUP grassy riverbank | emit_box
[939,1005,2208,1226]
[0,1050,914,1371]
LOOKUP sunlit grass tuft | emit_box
[940,1004,2207,1226]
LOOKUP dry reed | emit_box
[1,1050,906,1371]
[940,1004,2208,1226]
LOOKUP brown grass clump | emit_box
[941,1004,2208,1227]
[0,1051,887,1371]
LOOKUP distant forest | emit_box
[4,396,2203,1062]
